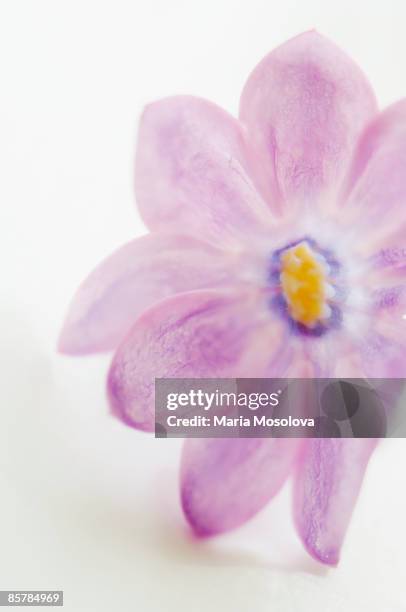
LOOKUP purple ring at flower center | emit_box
[268,236,343,337]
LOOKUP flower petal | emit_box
[307,322,406,379]
[342,100,406,250]
[181,438,301,536]
[135,96,273,244]
[239,31,377,210]
[372,284,406,331]
[293,439,377,565]
[59,234,239,355]
[107,289,284,431]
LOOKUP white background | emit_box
[1,1,406,610]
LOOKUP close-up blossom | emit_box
[59,31,406,566]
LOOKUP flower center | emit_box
[279,241,333,328]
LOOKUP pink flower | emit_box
[59,31,406,565]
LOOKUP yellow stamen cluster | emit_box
[280,242,331,328]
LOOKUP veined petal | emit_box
[59,234,238,355]
[107,289,284,431]
[342,100,406,252]
[307,323,406,379]
[293,438,377,566]
[358,332,406,378]
[239,31,377,211]
[181,438,301,536]
[368,284,406,350]
[135,96,273,245]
